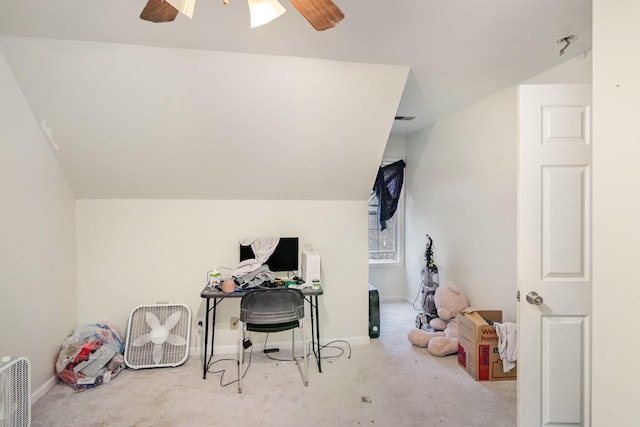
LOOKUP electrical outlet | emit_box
[196,317,205,328]
[230,317,239,330]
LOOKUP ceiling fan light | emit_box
[166,0,197,18]
[248,0,286,28]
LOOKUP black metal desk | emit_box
[200,285,324,379]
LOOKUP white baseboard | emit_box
[379,295,406,303]
[32,374,59,403]
[190,335,371,359]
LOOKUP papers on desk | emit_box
[287,282,320,290]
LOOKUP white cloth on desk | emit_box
[494,321,518,372]
[231,237,279,277]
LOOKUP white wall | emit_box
[592,1,640,424]
[369,135,408,300]
[0,53,77,398]
[404,53,591,323]
[76,199,371,352]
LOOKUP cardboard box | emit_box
[457,310,517,381]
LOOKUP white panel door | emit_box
[518,84,592,427]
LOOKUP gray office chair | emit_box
[238,288,308,393]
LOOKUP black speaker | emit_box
[368,284,380,338]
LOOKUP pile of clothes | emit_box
[55,324,125,391]
[231,237,279,288]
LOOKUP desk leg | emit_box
[209,299,218,376]
[203,298,210,379]
[309,296,316,367]
[314,295,321,372]
[308,295,322,373]
[203,297,219,379]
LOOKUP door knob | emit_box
[526,291,543,305]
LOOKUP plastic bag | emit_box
[55,324,125,391]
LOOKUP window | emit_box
[368,159,404,265]
[368,193,400,263]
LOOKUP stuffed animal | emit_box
[408,282,470,356]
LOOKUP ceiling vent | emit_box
[394,116,415,121]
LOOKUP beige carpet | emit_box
[31,301,516,426]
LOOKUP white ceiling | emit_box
[0,0,592,200]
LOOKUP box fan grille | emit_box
[0,356,30,427]
[124,304,191,369]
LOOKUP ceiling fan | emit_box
[140,0,344,31]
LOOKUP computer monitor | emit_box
[239,237,299,272]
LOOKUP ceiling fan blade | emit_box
[288,0,344,31]
[140,0,180,22]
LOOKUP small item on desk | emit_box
[208,269,222,285]
[288,281,318,290]
[222,279,236,293]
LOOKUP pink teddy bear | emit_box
[408,282,470,356]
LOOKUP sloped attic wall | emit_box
[0,52,77,398]
[0,36,409,200]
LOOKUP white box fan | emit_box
[0,356,30,427]
[124,304,192,369]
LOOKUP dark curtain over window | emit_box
[372,159,406,231]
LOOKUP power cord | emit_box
[261,332,352,363]
[412,263,427,312]
[310,339,352,361]
[206,346,253,388]
[261,333,290,362]
[206,333,353,387]
[195,319,203,363]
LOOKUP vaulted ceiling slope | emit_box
[0,38,407,199]
[0,1,591,200]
